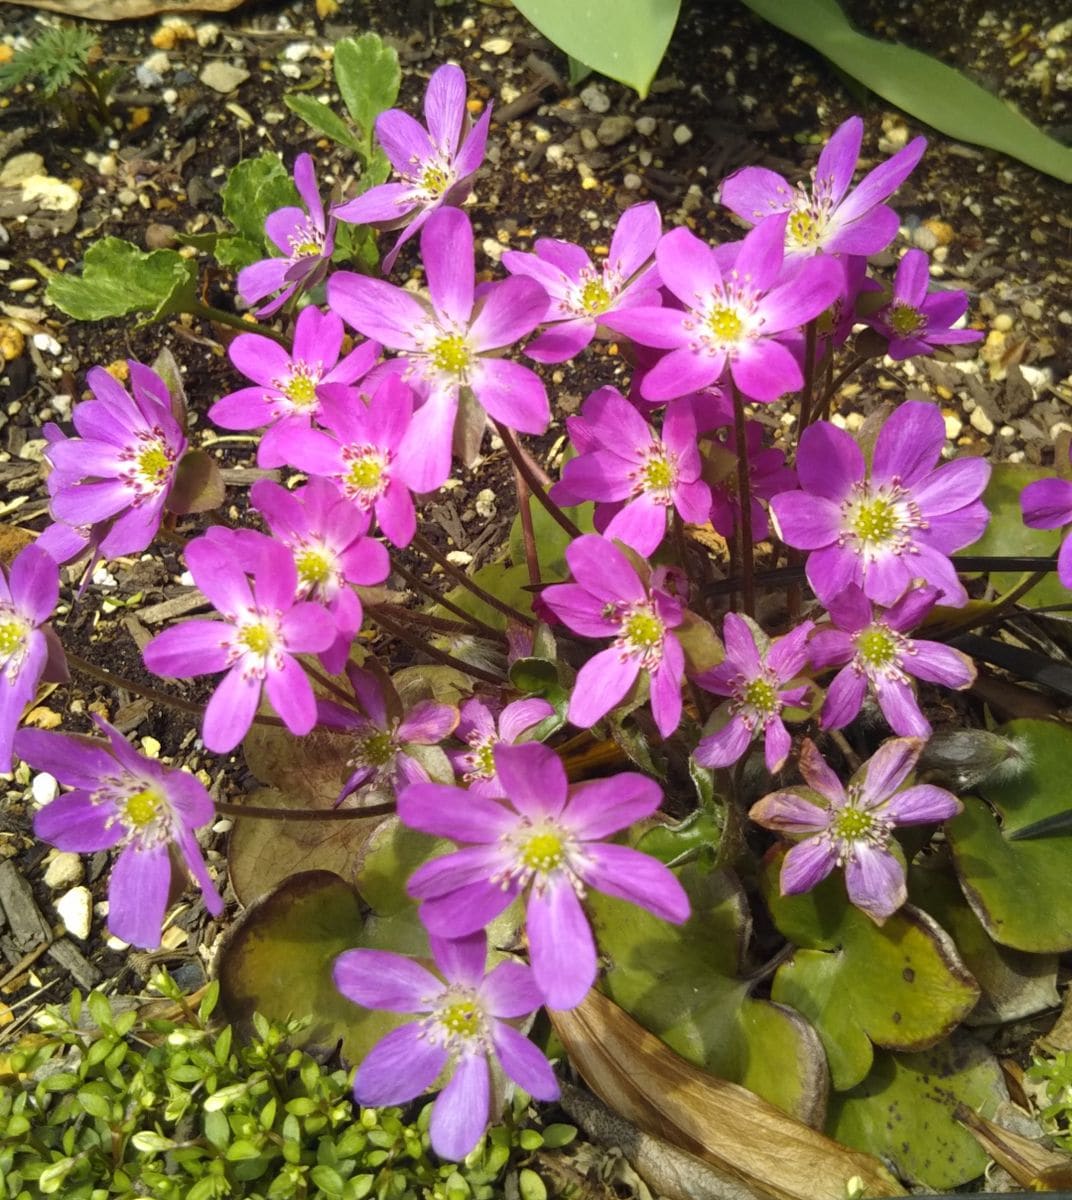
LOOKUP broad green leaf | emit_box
[222,154,300,249]
[828,1038,1006,1190]
[947,719,1072,953]
[214,234,268,272]
[284,92,362,153]
[353,815,450,918]
[433,561,535,632]
[764,856,979,1091]
[507,497,594,581]
[909,859,1058,1025]
[589,863,827,1122]
[217,870,404,1062]
[333,34,400,147]
[47,237,197,324]
[740,0,1072,182]
[512,0,681,98]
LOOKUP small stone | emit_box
[635,115,656,136]
[579,128,599,151]
[970,407,995,436]
[597,114,633,145]
[98,154,118,177]
[672,123,693,145]
[162,87,178,105]
[283,41,313,62]
[200,61,250,93]
[196,22,220,47]
[44,853,84,891]
[922,218,955,247]
[0,152,44,187]
[446,550,473,567]
[145,223,178,250]
[22,174,80,213]
[911,225,938,252]
[481,37,512,54]
[579,83,610,113]
[56,886,93,941]
[31,772,59,807]
[475,488,497,519]
[9,278,36,292]
[943,413,963,440]
[992,313,1014,332]
[1021,298,1043,320]
[623,172,643,190]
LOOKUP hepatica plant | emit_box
[21,37,1070,1187]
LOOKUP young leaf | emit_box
[333,34,401,148]
[284,92,363,154]
[47,237,197,324]
[221,154,300,249]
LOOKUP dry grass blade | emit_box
[954,1105,1072,1190]
[551,988,904,1200]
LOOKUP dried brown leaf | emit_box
[5,0,246,18]
[955,1105,1072,1190]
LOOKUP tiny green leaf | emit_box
[284,93,363,153]
[333,34,401,148]
[47,238,198,325]
[222,154,300,249]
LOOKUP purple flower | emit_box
[142,534,335,753]
[750,737,961,923]
[399,742,689,1008]
[327,207,550,492]
[40,363,186,564]
[769,400,990,608]
[552,388,711,556]
[705,416,796,542]
[281,374,420,547]
[333,63,492,274]
[449,696,554,796]
[694,613,812,774]
[541,535,686,737]
[208,306,380,469]
[318,665,457,805]
[17,716,223,948]
[250,477,390,674]
[1021,467,1072,587]
[866,250,981,360]
[501,202,663,362]
[604,216,843,402]
[720,116,926,259]
[0,545,66,772]
[810,584,975,736]
[237,154,336,317]
[334,931,555,1160]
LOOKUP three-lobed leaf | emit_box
[46,237,197,324]
[333,33,401,150]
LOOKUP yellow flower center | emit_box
[439,998,481,1037]
[239,623,274,656]
[348,457,383,492]
[641,453,674,493]
[470,739,496,778]
[421,164,451,195]
[890,302,924,336]
[742,677,778,715]
[622,608,664,652]
[124,787,163,828]
[707,306,744,343]
[355,730,394,767]
[856,627,898,669]
[294,240,321,257]
[579,278,610,313]
[296,546,332,587]
[282,368,319,409]
[787,207,825,250]
[831,805,876,842]
[136,442,171,485]
[851,497,898,544]
[0,620,25,657]
[430,334,470,376]
[520,829,566,873]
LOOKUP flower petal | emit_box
[334,949,443,1011]
[108,842,170,949]
[492,1023,560,1099]
[493,742,568,821]
[527,878,596,1009]
[859,737,925,806]
[780,837,838,895]
[355,1024,447,1105]
[844,844,906,922]
[581,843,690,923]
[563,774,662,839]
[430,1052,489,1161]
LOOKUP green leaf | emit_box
[828,1037,1006,1190]
[508,498,593,581]
[47,237,197,325]
[434,561,535,633]
[214,235,266,272]
[222,154,300,249]
[217,870,406,1063]
[739,0,1072,183]
[588,863,827,1122]
[333,34,401,148]
[763,855,979,1091]
[947,719,1072,952]
[167,449,225,516]
[512,0,681,98]
[284,93,363,153]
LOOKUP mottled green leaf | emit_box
[47,237,197,324]
[222,153,300,250]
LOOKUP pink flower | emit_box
[866,249,981,360]
[541,535,686,737]
[1021,462,1072,587]
[449,696,554,795]
[142,534,335,753]
[399,742,689,1008]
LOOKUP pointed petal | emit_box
[780,837,838,895]
[355,1024,447,1105]
[581,843,689,923]
[334,948,442,1011]
[563,773,662,839]
[491,1024,559,1098]
[844,844,906,922]
[430,1053,489,1161]
[527,879,596,1009]
[493,742,568,820]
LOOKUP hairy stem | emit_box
[190,302,290,348]
[214,797,395,821]
[493,420,583,540]
[388,557,505,641]
[513,462,541,589]
[731,384,755,618]
[372,608,504,685]
[411,530,535,628]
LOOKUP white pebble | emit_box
[56,886,93,941]
[446,549,473,567]
[635,115,656,136]
[672,123,693,145]
[475,488,497,518]
[283,41,312,62]
[943,414,963,439]
[31,772,59,807]
[623,172,643,190]
[44,852,84,890]
[969,407,995,436]
[579,83,610,113]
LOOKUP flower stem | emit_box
[730,383,755,618]
[387,558,505,641]
[214,798,395,821]
[372,607,504,685]
[189,302,290,348]
[513,461,541,589]
[796,320,819,443]
[493,420,582,540]
[411,530,536,628]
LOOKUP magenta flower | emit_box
[281,374,420,547]
[333,63,492,273]
[142,534,335,753]
[501,202,663,363]
[866,250,981,360]
[318,665,457,805]
[694,613,812,774]
[250,477,390,674]
[604,216,843,402]
[810,584,975,737]
[705,416,796,542]
[541,535,686,737]
[720,116,926,259]
[750,737,961,923]
[552,388,711,556]
[1021,464,1072,587]
[17,716,223,948]
[237,154,336,317]
[770,400,990,608]
[334,931,555,1160]
[327,207,550,491]
[40,363,186,564]
[449,696,554,796]
[0,545,67,772]
[208,306,380,469]
[400,742,689,1008]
